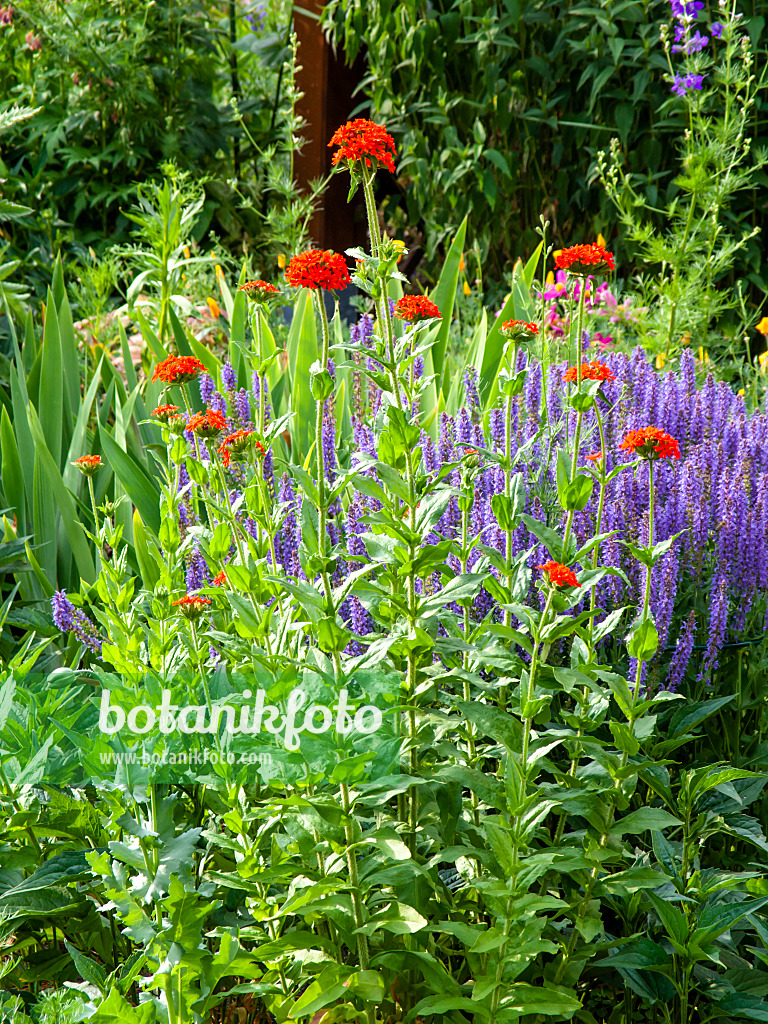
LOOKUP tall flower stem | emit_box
[341,781,376,1024]
[500,342,519,712]
[567,280,588,469]
[631,459,655,705]
[360,164,420,851]
[521,590,554,772]
[460,496,481,828]
[312,293,342,663]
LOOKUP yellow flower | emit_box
[207,297,221,318]
[698,346,709,364]
[459,253,465,271]
[546,270,554,285]
[277,253,286,269]
[215,264,224,280]
[463,280,471,296]
[756,316,768,335]
[656,353,666,369]
[738,388,745,397]
[183,246,191,259]
[759,351,768,371]
[596,232,606,248]
[553,249,562,259]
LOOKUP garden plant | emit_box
[1,2,768,1024]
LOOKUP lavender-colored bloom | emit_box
[666,611,696,691]
[221,361,237,391]
[711,22,723,37]
[51,591,103,655]
[52,590,76,631]
[234,388,251,426]
[199,373,216,405]
[672,72,707,95]
[672,28,708,53]
[251,372,273,423]
[245,0,266,32]
[185,544,212,590]
[350,312,374,347]
[463,366,481,410]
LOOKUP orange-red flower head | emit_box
[555,243,615,277]
[328,118,397,175]
[500,319,539,343]
[285,249,350,291]
[151,404,179,422]
[172,594,212,619]
[618,426,681,461]
[393,295,441,322]
[217,429,262,468]
[72,455,102,478]
[187,408,228,439]
[239,280,280,302]
[213,571,227,587]
[562,360,617,384]
[151,355,206,385]
[538,561,580,588]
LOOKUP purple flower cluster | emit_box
[51,591,104,656]
[667,0,722,95]
[272,347,768,688]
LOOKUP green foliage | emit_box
[321,0,768,307]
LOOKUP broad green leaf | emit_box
[99,424,161,535]
[429,214,468,391]
[26,404,95,585]
[613,807,682,835]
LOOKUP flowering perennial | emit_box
[151,355,206,385]
[500,319,539,342]
[328,118,397,175]
[538,561,580,588]
[239,280,280,302]
[285,250,350,291]
[151,404,179,422]
[619,426,681,461]
[393,295,441,322]
[187,409,228,439]
[563,360,617,384]
[555,243,615,277]
[72,455,102,477]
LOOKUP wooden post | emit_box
[293,0,367,255]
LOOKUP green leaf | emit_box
[90,990,157,1023]
[1,405,24,531]
[39,290,63,468]
[26,404,96,585]
[99,425,161,535]
[626,615,658,662]
[286,290,318,464]
[132,510,161,591]
[520,512,576,563]
[429,215,468,392]
[613,808,683,836]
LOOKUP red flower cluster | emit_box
[239,280,280,302]
[72,455,102,477]
[285,249,351,291]
[187,409,228,438]
[538,561,580,588]
[151,404,179,422]
[586,451,604,461]
[555,243,615,277]
[213,571,227,587]
[393,295,441,322]
[151,355,206,385]
[217,429,264,468]
[562,360,617,384]
[500,319,539,341]
[172,594,212,619]
[619,426,681,461]
[328,118,397,175]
